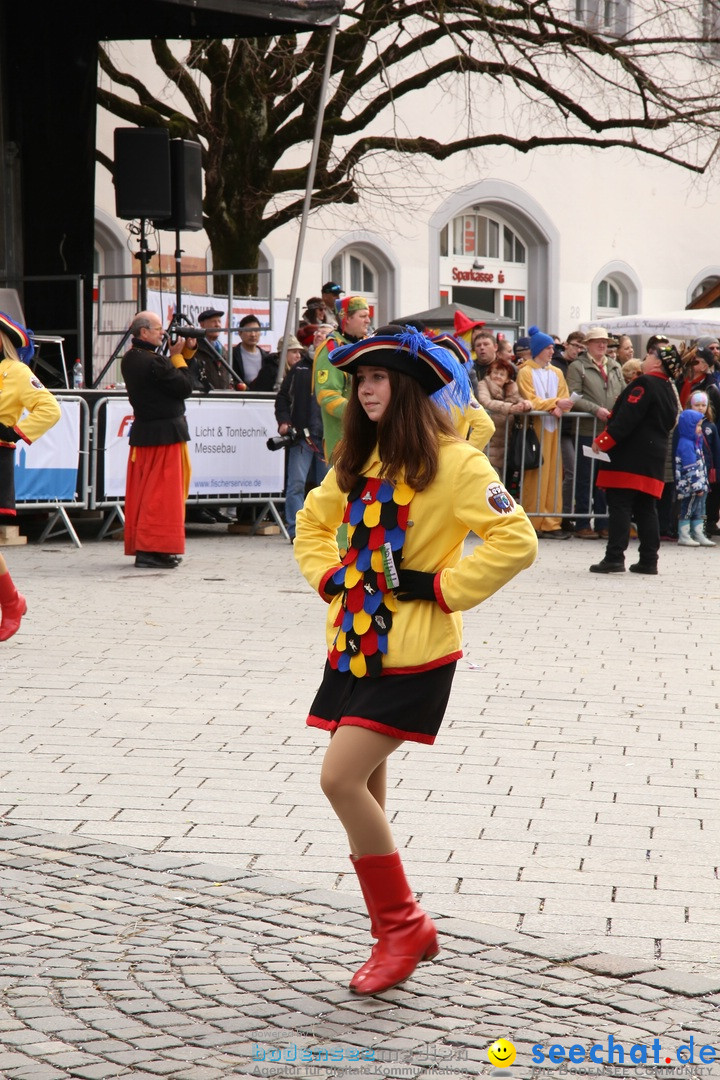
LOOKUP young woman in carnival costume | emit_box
[294,326,538,995]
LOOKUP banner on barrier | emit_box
[15,399,81,502]
[103,397,285,498]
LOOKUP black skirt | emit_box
[307,659,457,745]
[0,446,16,515]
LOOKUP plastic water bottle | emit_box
[73,360,84,389]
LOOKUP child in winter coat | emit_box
[689,389,720,541]
[674,406,714,546]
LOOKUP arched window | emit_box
[597,278,621,314]
[324,235,399,326]
[330,251,376,298]
[329,251,378,317]
[439,213,526,264]
[690,275,720,305]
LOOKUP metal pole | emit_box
[175,228,183,319]
[277,21,338,383]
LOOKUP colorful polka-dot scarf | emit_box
[327,476,413,677]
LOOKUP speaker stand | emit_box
[133,218,155,311]
[174,230,184,320]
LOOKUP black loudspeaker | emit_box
[154,140,204,232]
[114,128,171,220]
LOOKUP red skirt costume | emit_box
[124,442,191,556]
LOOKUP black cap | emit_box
[321,282,344,296]
[198,308,224,322]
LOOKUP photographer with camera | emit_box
[121,311,196,569]
[589,339,681,576]
[273,336,328,541]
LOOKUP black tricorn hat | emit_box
[328,325,468,396]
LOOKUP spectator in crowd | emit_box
[188,308,235,392]
[321,282,344,326]
[513,335,532,367]
[677,341,720,411]
[277,333,304,377]
[622,359,643,384]
[516,326,574,537]
[616,335,635,365]
[674,406,714,547]
[301,296,331,327]
[567,326,624,538]
[313,295,371,463]
[606,337,619,362]
[552,331,586,532]
[294,326,537,996]
[297,323,318,352]
[693,388,720,538]
[0,310,61,525]
[589,341,681,575]
[308,323,334,360]
[232,315,278,391]
[496,337,514,362]
[0,553,25,641]
[185,308,239,524]
[274,339,328,542]
[476,356,532,479]
[472,329,499,381]
[121,311,196,569]
[674,389,720,544]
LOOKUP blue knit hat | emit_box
[528,325,554,358]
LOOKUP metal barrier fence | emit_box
[11,400,605,546]
[87,392,289,541]
[485,409,602,526]
[14,396,91,547]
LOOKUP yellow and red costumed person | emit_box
[0,311,62,639]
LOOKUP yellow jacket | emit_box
[0,359,61,445]
[295,437,537,673]
[453,398,495,452]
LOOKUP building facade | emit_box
[94,3,720,346]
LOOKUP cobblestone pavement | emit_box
[2,823,720,1080]
[1,526,720,1078]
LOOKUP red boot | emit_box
[349,850,438,995]
[0,574,26,642]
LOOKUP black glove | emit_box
[0,423,17,443]
[323,570,344,597]
[394,569,437,602]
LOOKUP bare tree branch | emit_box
[96,0,720,288]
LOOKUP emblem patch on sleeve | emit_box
[30,377,45,389]
[627,386,644,404]
[316,369,328,384]
[486,481,516,515]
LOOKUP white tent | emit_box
[581,310,720,340]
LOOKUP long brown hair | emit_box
[333,367,459,492]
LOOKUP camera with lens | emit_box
[166,319,207,345]
[266,426,309,451]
